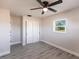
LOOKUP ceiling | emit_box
[0,0,79,17]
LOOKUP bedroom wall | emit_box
[40,8,79,56]
[10,15,22,45]
[0,9,10,56]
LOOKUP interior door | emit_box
[22,17,39,45]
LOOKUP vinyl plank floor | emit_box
[0,41,79,59]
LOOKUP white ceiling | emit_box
[0,0,79,17]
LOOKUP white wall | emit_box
[0,9,10,56]
[23,16,40,45]
[10,15,22,45]
[40,8,79,56]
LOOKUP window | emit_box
[53,19,67,33]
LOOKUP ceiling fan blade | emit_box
[48,0,62,7]
[48,8,57,12]
[42,11,44,14]
[30,7,42,10]
[37,0,44,6]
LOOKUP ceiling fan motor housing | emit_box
[43,1,49,7]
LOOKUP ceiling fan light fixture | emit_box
[43,8,48,12]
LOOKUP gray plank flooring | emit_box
[0,41,79,59]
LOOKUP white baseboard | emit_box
[41,40,79,57]
[10,42,21,45]
[0,51,10,57]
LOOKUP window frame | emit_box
[53,19,67,33]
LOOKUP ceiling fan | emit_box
[30,0,63,14]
